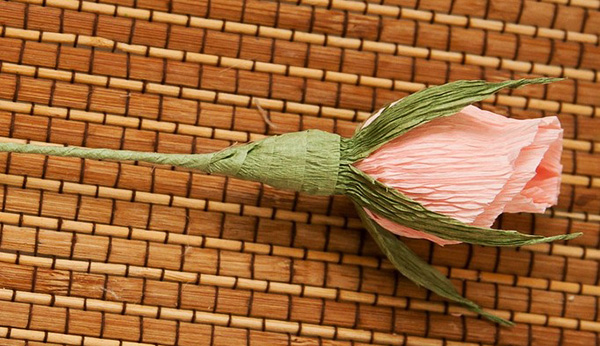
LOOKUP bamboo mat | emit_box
[0,0,598,345]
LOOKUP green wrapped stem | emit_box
[0,129,342,195]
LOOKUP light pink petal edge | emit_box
[356,105,563,246]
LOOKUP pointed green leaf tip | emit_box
[355,206,514,326]
[345,77,565,161]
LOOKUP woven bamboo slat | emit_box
[7,0,600,87]
[282,0,600,44]
[0,0,599,345]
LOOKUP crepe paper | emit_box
[0,78,581,325]
[340,165,579,247]
[355,206,513,326]
[343,78,564,161]
[355,106,564,246]
[0,130,341,196]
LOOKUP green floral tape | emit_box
[0,129,342,196]
[234,129,341,195]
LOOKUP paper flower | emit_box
[0,78,580,325]
[355,105,563,246]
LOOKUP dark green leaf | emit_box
[355,206,513,326]
[346,78,562,161]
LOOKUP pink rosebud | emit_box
[355,105,563,246]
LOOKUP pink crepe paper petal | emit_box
[355,105,563,246]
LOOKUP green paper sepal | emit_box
[345,78,563,162]
[355,206,514,326]
[339,165,582,247]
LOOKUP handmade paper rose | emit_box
[0,78,580,325]
[356,105,563,246]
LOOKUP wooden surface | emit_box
[0,0,598,345]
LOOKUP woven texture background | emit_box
[0,0,598,345]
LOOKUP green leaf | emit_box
[355,206,513,326]
[341,166,582,246]
[346,78,563,161]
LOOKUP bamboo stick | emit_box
[10,0,600,85]
[326,0,600,11]
[0,286,410,345]
[0,192,593,263]
[1,59,598,131]
[283,0,599,44]
[1,218,599,306]
[0,95,597,155]
[0,168,361,228]
[539,0,600,9]
[0,326,187,346]
[1,252,600,332]
[2,24,597,116]
[2,205,598,266]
